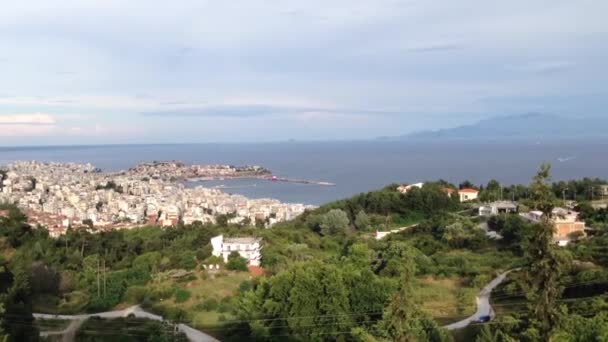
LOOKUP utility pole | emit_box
[97,259,100,297]
[103,258,107,297]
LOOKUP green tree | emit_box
[226,252,248,272]
[475,325,517,342]
[480,179,502,202]
[552,312,608,341]
[320,209,350,236]
[355,210,372,231]
[0,303,8,342]
[522,163,570,340]
[379,258,450,341]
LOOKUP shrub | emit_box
[239,280,253,292]
[124,286,148,304]
[226,252,248,272]
[201,298,218,311]
[174,288,191,303]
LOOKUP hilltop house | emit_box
[397,183,424,194]
[458,188,479,202]
[479,201,518,216]
[521,208,586,246]
[211,234,262,266]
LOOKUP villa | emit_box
[210,234,262,266]
[458,188,479,202]
[521,207,586,246]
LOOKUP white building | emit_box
[397,182,424,194]
[479,201,518,216]
[210,234,262,266]
[458,188,479,202]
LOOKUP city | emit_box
[0,161,314,237]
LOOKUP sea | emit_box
[1,140,607,205]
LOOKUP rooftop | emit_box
[459,188,479,193]
[224,237,261,244]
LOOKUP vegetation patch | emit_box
[417,276,477,323]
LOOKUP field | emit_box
[75,316,188,341]
[138,269,252,329]
[416,276,477,325]
[32,291,90,314]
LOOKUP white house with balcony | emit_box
[210,234,262,266]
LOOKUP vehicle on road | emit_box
[476,315,491,323]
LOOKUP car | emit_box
[476,315,491,323]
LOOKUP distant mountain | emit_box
[396,113,607,141]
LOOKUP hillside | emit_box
[2,169,608,341]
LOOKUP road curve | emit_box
[35,305,218,342]
[444,270,513,331]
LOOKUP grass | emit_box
[191,311,234,327]
[416,276,477,325]
[140,269,251,329]
[32,291,90,314]
[75,316,188,341]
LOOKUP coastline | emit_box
[0,160,316,236]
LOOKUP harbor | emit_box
[265,175,336,186]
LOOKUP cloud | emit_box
[0,1,606,143]
[406,42,462,53]
[506,61,577,73]
[0,113,143,138]
[0,113,56,137]
[140,104,397,118]
[0,113,56,125]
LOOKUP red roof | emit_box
[459,188,479,193]
[442,188,455,194]
[248,266,265,277]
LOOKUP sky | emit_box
[0,0,607,146]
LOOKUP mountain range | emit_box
[391,113,607,141]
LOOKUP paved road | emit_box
[444,270,513,331]
[35,305,218,342]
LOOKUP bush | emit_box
[177,251,197,270]
[217,302,231,313]
[205,255,224,265]
[174,288,191,303]
[124,286,148,304]
[149,286,175,301]
[239,280,253,293]
[201,298,218,311]
[226,252,248,272]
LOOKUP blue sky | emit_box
[0,0,606,145]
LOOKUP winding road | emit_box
[36,270,514,340]
[443,270,513,331]
[35,305,218,342]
